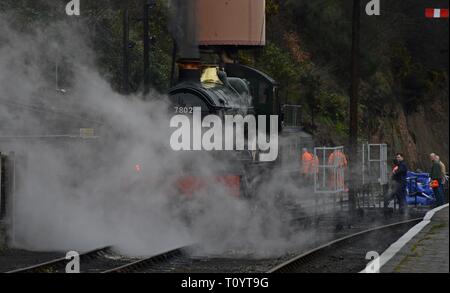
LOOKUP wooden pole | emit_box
[348,0,361,212]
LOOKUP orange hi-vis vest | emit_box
[327,150,347,190]
[301,152,314,174]
[328,150,348,167]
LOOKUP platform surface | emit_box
[382,206,449,273]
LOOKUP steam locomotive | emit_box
[167,59,306,198]
[169,59,281,127]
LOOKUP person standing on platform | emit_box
[430,153,444,206]
[389,153,408,212]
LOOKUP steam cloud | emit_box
[0,12,318,258]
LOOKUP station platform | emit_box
[381,204,449,273]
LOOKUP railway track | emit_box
[103,246,190,273]
[267,218,422,273]
[5,246,192,273]
[106,214,426,273]
[6,246,113,273]
[5,212,425,273]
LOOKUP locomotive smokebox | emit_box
[177,59,201,83]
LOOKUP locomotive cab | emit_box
[225,63,282,133]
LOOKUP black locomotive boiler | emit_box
[167,59,285,198]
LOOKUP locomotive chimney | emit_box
[177,58,201,83]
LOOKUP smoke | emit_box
[0,12,319,259]
[0,16,195,255]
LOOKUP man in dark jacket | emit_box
[389,153,408,211]
[430,153,444,206]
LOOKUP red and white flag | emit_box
[425,8,449,18]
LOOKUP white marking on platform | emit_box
[360,203,449,273]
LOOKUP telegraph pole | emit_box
[348,0,361,212]
[143,0,151,96]
[170,40,177,87]
[122,1,130,95]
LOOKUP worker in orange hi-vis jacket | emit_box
[311,153,320,183]
[301,148,315,184]
[301,148,320,185]
[327,149,348,191]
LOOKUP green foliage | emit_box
[255,42,300,85]
[1,0,447,142]
[265,0,280,19]
[390,46,435,112]
[321,92,347,122]
[1,0,173,94]
[90,0,173,93]
[246,42,303,104]
[264,0,448,142]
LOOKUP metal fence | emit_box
[314,146,346,194]
[362,143,388,186]
[0,152,15,223]
[278,131,314,173]
[283,105,302,128]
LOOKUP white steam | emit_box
[0,15,317,258]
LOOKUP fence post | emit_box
[6,152,15,245]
